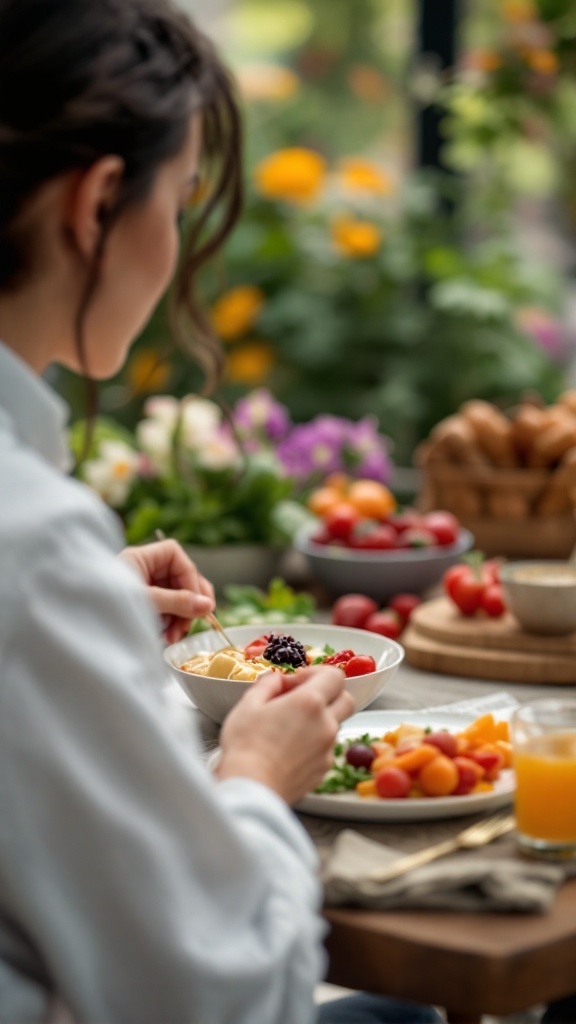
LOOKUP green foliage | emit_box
[189,576,316,632]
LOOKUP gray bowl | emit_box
[500,561,576,635]
[293,527,475,602]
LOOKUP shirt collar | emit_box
[0,341,71,471]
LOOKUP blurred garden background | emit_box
[59,0,576,551]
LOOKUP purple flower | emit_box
[516,307,568,362]
[277,413,392,483]
[233,389,292,443]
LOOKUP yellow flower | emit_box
[525,48,559,75]
[502,0,536,21]
[338,158,394,196]
[254,148,326,204]
[238,64,299,102]
[331,217,381,259]
[127,350,170,394]
[226,342,275,384]
[211,286,265,342]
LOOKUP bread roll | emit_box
[430,414,489,465]
[460,400,517,467]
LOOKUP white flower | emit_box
[142,395,180,427]
[195,433,240,470]
[83,440,139,508]
[136,417,174,474]
[180,396,222,450]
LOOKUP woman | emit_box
[0,1,442,1021]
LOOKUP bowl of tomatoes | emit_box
[164,623,404,723]
[294,494,474,601]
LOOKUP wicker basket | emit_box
[418,462,576,559]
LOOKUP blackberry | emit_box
[263,634,308,669]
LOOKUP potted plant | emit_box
[72,388,392,591]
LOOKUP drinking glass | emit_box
[511,699,576,860]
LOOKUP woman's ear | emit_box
[65,155,125,258]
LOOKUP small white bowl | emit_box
[163,623,404,724]
[500,561,576,636]
[293,526,474,602]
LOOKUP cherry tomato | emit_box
[450,574,485,615]
[425,730,458,758]
[469,749,504,776]
[324,649,355,666]
[388,593,422,624]
[350,524,397,550]
[443,564,469,601]
[344,654,377,677]
[363,610,403,640]
[480,583,507,618]
[421,510,460,546]
[375,765,412,799]
[324,503,361,541]
[244,634,272,659]
[399,527,437,549]
[388,507,422,535]
[331,594,378,629]
[309,528,333,546]
[452,756,484,795]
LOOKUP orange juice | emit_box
[514,731,576,843]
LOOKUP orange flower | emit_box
[332,217,381,258]
[502,0,536,22]
[238,64,299,102]
[467,49,502,73]
[127,350,170,394]
[338,158,394,196]
[226,342,275,384]
[347,65,389,103]
[254,148,326,204]
[211,286,265,342]
[525,48,559,75]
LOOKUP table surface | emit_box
[183,654,576,1024]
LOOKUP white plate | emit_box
[296,709,515,822]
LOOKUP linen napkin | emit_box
[322,830,565,912]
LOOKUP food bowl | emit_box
[500,561,576,636]
[292,527,475,602]
[163,623,404,724]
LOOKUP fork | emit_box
[366,812,516,883]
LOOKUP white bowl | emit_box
[163,623,404,724]
[500,561,576,635]
[293,527,475,602]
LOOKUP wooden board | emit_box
[403,596,576,684]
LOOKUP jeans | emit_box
[317,993,444,1023]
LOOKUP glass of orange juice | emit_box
[511,699,576,860]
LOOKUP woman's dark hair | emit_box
[0,0,243,392]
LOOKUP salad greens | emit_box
[315,734,381,794]
[190,577,316,633]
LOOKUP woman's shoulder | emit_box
[0,434,125,564]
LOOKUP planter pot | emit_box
[185,543,287,594]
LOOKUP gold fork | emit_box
[367,812,516,883]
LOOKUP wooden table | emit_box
[301,662,576,1024]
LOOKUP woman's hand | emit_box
[217,665,355,806]
[119,539,215,643]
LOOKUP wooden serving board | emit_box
[403,597,576,684]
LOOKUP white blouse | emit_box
[0,341,324,1024]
